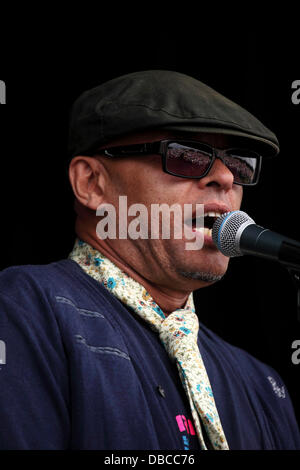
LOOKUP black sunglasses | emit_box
[94,140,262,186]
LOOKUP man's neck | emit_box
[77,232,190,316]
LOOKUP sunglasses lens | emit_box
[166,142,260,184]
[224,153,259,184]
[166,143,212,177]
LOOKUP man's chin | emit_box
[177,270,224,283]
[173,247,229,284]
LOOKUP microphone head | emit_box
[212,210,255,257]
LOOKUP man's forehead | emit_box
[99,129,251,150]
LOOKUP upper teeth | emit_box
[204,211,222,217]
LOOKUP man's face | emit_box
[94,130,243,290]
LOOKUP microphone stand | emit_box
[278,241,300,322]
[286,268,300,322]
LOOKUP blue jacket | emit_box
[0,259,299,450]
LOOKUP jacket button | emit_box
[157,385,166,398]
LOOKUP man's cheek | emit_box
[233,187,243,210]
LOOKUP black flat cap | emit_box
[68,70,279,158]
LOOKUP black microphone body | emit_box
[240,224,300,269]
[212,211,300,270]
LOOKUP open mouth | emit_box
[191,211,222,237]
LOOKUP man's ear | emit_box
[68,156,107,210]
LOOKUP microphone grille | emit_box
[212,211,255,257]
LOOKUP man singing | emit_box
[0,70,299,450]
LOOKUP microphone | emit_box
[212,210,300,270]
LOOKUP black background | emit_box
[0,15,299,432]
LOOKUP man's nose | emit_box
[197,157,234,190]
